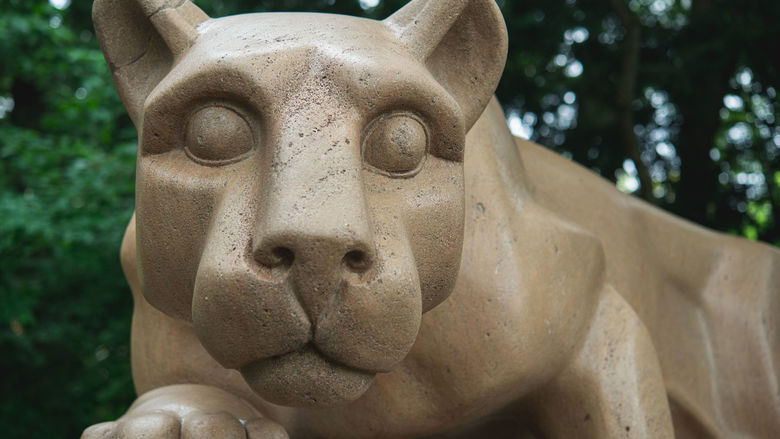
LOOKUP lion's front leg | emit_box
[81,384,289,439]
[528,286,674,438]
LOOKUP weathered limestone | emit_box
[83,1,779,437]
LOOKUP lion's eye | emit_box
[185,106,253,165]
[363,113,428,177]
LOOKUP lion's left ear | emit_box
[385,0,508,130]
[93,0,209,127]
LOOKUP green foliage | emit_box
[495,0,779,245]
[0,0,777,437]
[0,1,136,436]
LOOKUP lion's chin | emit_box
[239,345,376,408]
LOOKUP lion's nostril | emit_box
[343,249,371,273]
[272,247,295,267]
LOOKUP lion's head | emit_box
[95,0,506,407]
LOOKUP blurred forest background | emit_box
[1,0,778,437]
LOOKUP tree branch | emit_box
[609,0,655,202]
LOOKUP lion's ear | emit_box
[93,0,209,126]
[385,0,508,129]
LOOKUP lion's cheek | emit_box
[315,269,423,373]
[191,268,312,371]
[403,186,465,312]
[135,152,227,321]
[409,227,464,313]
[363,156,466,314]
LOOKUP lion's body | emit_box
[85,1,779,438]
[517,114,780,438]
[120,99,779,438]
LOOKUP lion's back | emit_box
[514,136,780,438]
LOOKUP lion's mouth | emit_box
[239,344,376,407]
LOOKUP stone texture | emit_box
[84,0,780,437]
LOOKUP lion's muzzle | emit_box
[190,183,423,406]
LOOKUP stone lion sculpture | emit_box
[83,0,779,437]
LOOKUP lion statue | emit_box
[83,0,779,437]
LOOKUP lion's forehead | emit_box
[190,13,414,79]
[146,13,451,125]
[199,13,400,53]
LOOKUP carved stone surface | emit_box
[84,0,780,437]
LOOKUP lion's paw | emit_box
[81,410,289,439]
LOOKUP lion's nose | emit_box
[252,230,375,320]
[252,232,375,274]
[251,113,376,317]
[250,171,376,276]
[250,159,375,319]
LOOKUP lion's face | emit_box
[134,13,466,407]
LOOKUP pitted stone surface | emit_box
[83,1,780,438]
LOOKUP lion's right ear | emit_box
[93,0,209,126]
[385,0,507,131]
